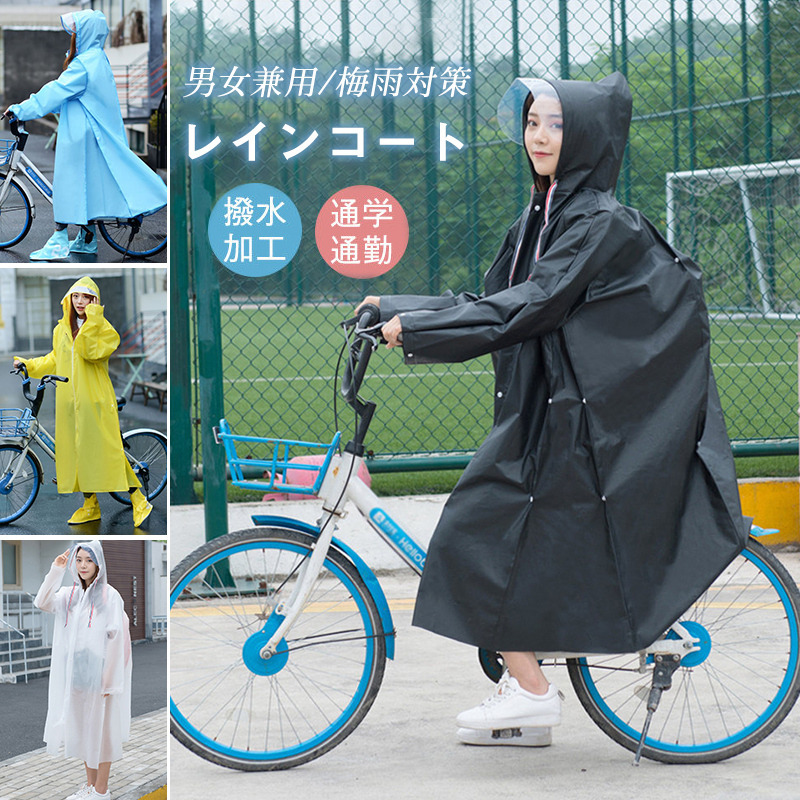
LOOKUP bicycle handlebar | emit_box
[10,365,68,415]
[340,303,381,404]
[3,112,28,152]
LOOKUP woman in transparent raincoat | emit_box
[13,276,153,527]
[5,9,167,261]
[35,541,132,800]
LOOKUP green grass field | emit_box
[210,304,798,466]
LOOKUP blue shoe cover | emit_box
[69,225,98,255]
[30,229,70,261]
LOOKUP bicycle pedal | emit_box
[52,478,58,485]
[457,726,552,747]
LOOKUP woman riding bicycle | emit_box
[361,73,748,746]
[12,277,152,527]
[4,9,166,261]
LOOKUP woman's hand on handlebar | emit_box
[356,296,381,315]
[382,315,403,348]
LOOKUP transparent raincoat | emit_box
[34,540,132,768]
[9,9,167,225]
[15,277,140,493]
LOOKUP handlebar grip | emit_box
[357,303,381,329]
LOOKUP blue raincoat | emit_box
[11,10,166,226]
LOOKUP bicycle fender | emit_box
[26,448,45,485]
[121,427,166,441]
[251,513,396,659]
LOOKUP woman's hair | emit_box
[76,547,98,591]
[63,32,77,71]
[69,297,80,339]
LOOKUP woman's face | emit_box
[75,549,98,584]
[524,94,563,182]
[71,292,96,318]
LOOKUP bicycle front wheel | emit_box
[110,430,167,504]
[98,211,167,258]
[170,526,387,770]
[0,176,33,248]
[0,445,40,523]
[568,538,800,763]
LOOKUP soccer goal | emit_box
[666,159,800,318]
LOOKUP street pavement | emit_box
[0,640,167,800]
[0,363,166,535]
[169,501,800,799]
[0,132,166,265]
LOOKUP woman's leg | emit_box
[501,651,549,694]
[94,762,111,795]
[84,762,97,787]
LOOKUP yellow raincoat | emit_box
[17,278,139,493]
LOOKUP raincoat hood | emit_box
[497,72,632,194]
[62,276,101,320]
[61,10,109,54]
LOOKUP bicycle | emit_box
[0,114,167,258]
[170,305,800,771]
[0,364,167,523]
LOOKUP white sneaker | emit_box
[87,790,110,799]
[65,785,93,800]
[456,673,562,730]
[457,726,553,747]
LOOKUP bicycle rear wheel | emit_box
[170,526,387,770]
[568,539,800,763]
[0,445,40,523]
[97,211,166,258]
[110,429,167,504]
[0,176,33,248]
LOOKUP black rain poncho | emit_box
[381,73,748,654]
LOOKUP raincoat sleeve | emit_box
[15,337,57,379]
[34,563,67,614]
[380,222,519,320]
[398,209,630,364]
[74,304,120,362]
[101,594,130,696]
[13,61,89,122]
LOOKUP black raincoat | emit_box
[380,73,748,654]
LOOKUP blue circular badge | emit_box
[207,183,302,276]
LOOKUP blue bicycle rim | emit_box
[0,447,39,522]
[577,546,799,754]
[0,180,32,248]
[170,538,378,762]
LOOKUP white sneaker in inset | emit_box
[65,785,93,800]
[456,673,562,730]
[457,726,553,746]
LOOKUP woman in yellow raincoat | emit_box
[13,277,152,526]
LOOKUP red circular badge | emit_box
[315,185,409,278]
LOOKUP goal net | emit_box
[666,159,800,318]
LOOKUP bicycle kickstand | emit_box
[633,653,681,766]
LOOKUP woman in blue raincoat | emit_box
[6,9,167,261]
[13,277,153,527]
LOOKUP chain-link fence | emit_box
[171,0,800,503]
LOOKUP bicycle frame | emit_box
[0,146,53,205]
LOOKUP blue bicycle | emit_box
[170,306,800,770]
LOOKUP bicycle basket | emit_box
[0,408,33,437]
[215,419,341,495]
[0,139,17,166]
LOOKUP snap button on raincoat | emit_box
[34,541,132,768]
[11,10,167,226]
[16,277,140,493]
[382,73,748,654]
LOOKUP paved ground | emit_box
[0,132,166,265]
[0,708,166,800]
[0,365,166,535]
[0,640,166,800]
[169,501,800,799]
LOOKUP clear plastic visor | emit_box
[497,78,560,144]
[61,13,77,34]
